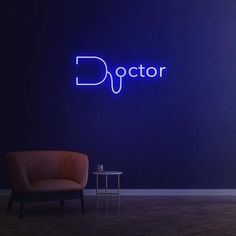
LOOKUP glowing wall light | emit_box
[75,56,167,94]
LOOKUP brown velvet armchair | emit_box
[6,151,89,218]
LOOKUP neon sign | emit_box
[75,56,167,94]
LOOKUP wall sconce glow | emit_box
[75,56,167,94]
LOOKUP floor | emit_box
[1,196,236,236]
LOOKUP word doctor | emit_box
[115,65,166,79]
[75,56,167,94]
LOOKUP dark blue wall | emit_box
[2,0,236,188]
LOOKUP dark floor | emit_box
[1,196,236,236]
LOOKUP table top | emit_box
[93,171,123,175]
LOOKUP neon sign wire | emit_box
[75,56,167,94]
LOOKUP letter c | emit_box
[128,67,138,77]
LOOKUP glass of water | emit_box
[96,164,104,172]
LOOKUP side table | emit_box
[93,171,123,196]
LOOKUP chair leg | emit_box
[19,195,25,219]
[7,190,14,211]
[80,191,85,214]
[60,200,64,208]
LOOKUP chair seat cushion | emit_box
[30,179,83,193]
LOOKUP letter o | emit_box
[146,67,157,77]
[115,67,127,78]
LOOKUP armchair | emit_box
[6,150,89,218]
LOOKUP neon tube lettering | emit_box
[75,56,167,94]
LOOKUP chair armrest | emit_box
[60,152,89,188]
[6,153,31,194]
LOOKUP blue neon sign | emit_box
[75,56,167,94]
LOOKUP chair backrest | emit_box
[7,151,89,194]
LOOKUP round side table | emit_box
[93,171,123,196]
